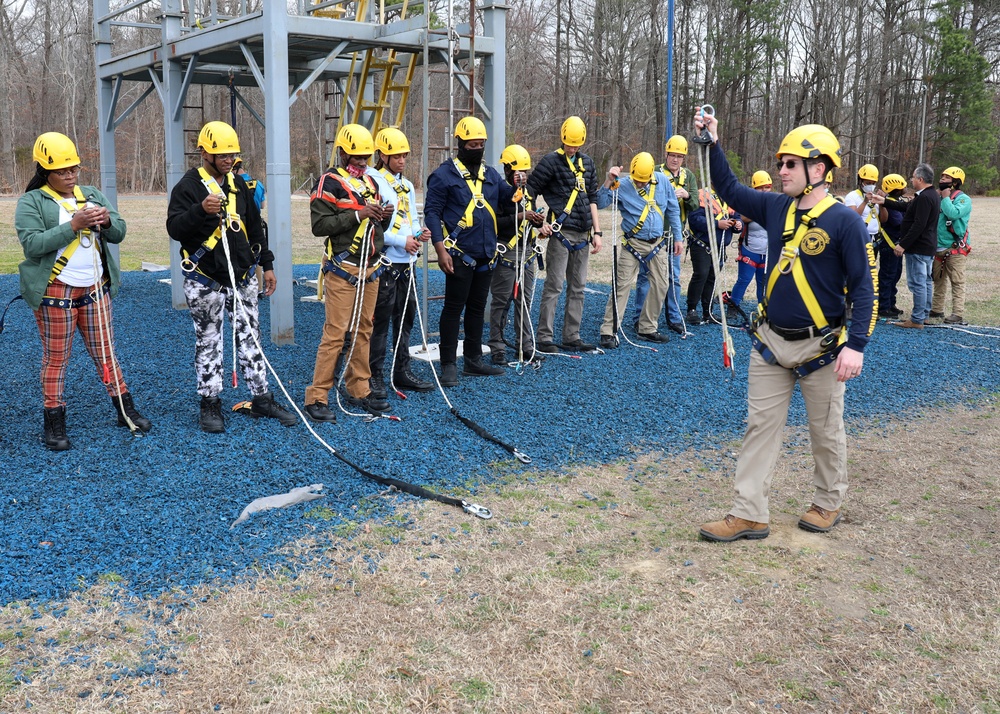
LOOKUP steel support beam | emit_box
[95,0,120,265]
[482,0,508,167]
[163,0,189,309]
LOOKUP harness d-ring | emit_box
[495,243,507,255]
[180,258,196,273]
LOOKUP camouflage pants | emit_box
[183,276,269,398]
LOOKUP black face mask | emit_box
[457,145,484,167]
[938,181,953,191]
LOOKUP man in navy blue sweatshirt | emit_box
[694,112,876,542]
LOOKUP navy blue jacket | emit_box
[425,159,515,262]
[707,142,875,352]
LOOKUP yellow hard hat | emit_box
[197,121,241,154]
[33,132,81,170]
[629,152,655,183]
[942,166,966,184]
[454,116,487,141]
[335,123,375,156]
[857,164,879,182]
[881,173,907,193]
[560,116,587,147]
[500,144,531,171]
[375,127,410,156]
[751,170,772,188]
[664,135,688,156]
[776,124,841,168]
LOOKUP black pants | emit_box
[687,242,716,315]
[369,262,418,377]
[439,262,493,364]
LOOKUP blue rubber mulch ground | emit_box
[0,267,997,604]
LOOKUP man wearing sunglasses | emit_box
[693,112,875,543]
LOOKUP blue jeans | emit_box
[729,248,766,306]
[632,252,683,326]
[905,253,934,322]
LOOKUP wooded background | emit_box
[1,0,997,194]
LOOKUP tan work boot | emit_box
[699,514,769,542]
[798,504,842,533]
[891,319,924,329]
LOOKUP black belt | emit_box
[767,318,843,341]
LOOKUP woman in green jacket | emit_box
[14,132,150,451]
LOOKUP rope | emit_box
[694,104,735,371]
[211,187,491,520]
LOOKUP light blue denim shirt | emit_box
[368,166,422,264]
[596,170,683,243]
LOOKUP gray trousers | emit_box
[536,228,590,344]
[601,238,670,336]
[731,323,848,524]
[487,259,537,355]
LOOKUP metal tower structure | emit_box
[93,0,507,345]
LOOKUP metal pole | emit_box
[919,82,928,165]
[94,0,119,266]
[665,0,674,141]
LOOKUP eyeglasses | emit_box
[213,153,238,161]
[51,166,81,178]
[776,159,802,170]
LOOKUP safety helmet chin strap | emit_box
[797,160,827,199]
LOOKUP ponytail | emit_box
[25,164,49,193]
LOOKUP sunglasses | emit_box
[776,159,802,170]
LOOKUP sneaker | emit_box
[346,392,391,415]
[637,331,670,344]
[698,514,770,542]
[562,339,596,352]
[536,341,561,354]
[491,351,509,367]
[891,319,924,329]
[440,363,459,387]
[393,368,433,392]
[113,392,152,432]
[463,356,505,376]
[303,401,337,423]
[944,314,965,325]
[666,322,685,335]
[798,504,842,533]
[199,396,225,434]
[369,374,388,400]
[599,334,619,349]
[251,391,297,426]
[686,309,703,326]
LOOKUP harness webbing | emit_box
[39,185,92,283]
[550,149,586,230]
[451,159,497,235]
[378,167,411,234]
[628,178,664,238]
[318,169,380,258]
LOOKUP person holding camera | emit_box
[303,124,394,419]
[425,116,518,386]
[167,121,295,433]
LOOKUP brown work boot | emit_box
[890,319,924,329]
[798,504,842,533]
[698,514,769,542]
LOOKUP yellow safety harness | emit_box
[449,159,497,235]
[39,185,95,283]
[549,149,586,232]
[378,167,411,235]
[627,178,664,238]
[321,168,380,259]
[851,188,880,232]
[668,169,690,224]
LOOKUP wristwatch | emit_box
[594,231,603,236]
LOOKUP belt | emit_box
[767,318,843,341]
[41,282,110,309]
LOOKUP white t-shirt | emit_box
[54,200,103,287]
[843,189,879,235]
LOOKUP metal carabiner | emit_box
[462,501,493,520]
[512,448,532,464]
[693,104,716,146]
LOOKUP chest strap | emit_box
[627,179,664,238]
[449,159,498,238]
[550,150,586,232]
[39,185,95,283]
[378,167,411,235]
[180,169,246,276]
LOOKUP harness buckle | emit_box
[495,243,507,255]
[180,258,196,273]
[512,448,532,464]
[550,222,562,234]
[462,501,493,520]
[819,330,839,350]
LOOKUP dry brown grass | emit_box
[2,406,999,712]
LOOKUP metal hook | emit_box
[462,501,493,520]
[513,449,532,464]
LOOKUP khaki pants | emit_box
[731,323,848,524]
[305,265,380,404]
[931,252,967,318]
[537,228,590,344]
[601,238,670,335]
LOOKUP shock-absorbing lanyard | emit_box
[39,185,94,283]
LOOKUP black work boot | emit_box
[440,362,459,387]
[463,355,504,376]
[43,406,71,451]
[113,393,152,432]
[393,368,433,392]
[199,396,225,434]
[369,373,388,400]
[250,391,297,427]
